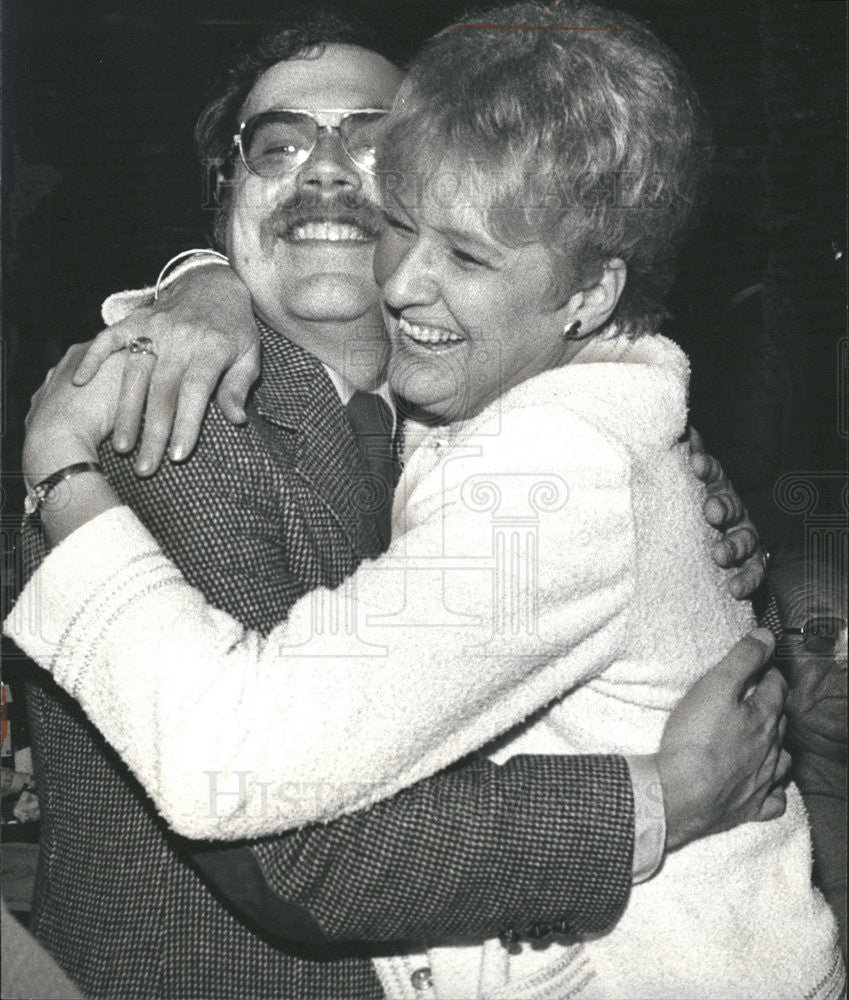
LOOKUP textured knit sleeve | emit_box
[5,405,636,838]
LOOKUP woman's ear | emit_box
[560,258,627,335]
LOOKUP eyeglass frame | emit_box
[783,614,847,654]
[233,108,389,177]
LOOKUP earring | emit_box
[562,319,582,341]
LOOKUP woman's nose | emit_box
[380,238,440,309]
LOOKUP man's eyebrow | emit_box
[260,104,391,112]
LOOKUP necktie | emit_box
[345,391,396,554]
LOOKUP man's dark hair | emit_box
[196,6,398,246]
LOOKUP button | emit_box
[410,967,433,991]
[498,928,522,954]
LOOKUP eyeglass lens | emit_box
[243,111,385,176]
[802,615,846,653]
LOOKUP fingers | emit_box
[755,747,792,822]
[690,450,718,484]
[28,345,98,429]
[169,366,225,462]
[132,370,182,476]
[727,552,766,600]
[775,747,792,783]
[758,785,787,821]
[715,523,765,599]
[748,664,789,717]
[716,628,776,698]
[112,355,155,454]
[215,348,261,425]
[72,324,133,385]
[687,426,705,456]
[703,488,744,529]
[710,523,759,566]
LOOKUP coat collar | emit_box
[251,318,388,559]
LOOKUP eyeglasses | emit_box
[234,108,388,177]
[784,615,847,654]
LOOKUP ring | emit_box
[128,336,157,357]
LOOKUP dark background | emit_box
[2,0,847,568]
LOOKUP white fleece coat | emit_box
[6,333,842,999]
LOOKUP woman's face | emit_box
[373,156,580,422]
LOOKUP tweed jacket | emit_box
[18,324,634,1000]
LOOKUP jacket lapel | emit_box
[251,324,386,559]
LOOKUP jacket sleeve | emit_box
[15,406,634,948]
[6,407,636,838]
[190,753,633,944]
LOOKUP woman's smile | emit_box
[396,314,466,350]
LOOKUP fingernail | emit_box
[136,460,152,475]
[170,445,185,461]
[234,409,246,423]
[750,627,775,653]
[713,542,729,564]
[114,435,129,452]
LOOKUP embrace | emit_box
[7,3,845,999]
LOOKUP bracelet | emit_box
[153,249,230,301]
[24,462,103,517]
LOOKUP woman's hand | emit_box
[24,344,125,488]
[688,428,765,599]
[24,346,125,545]
[72,264,260,476]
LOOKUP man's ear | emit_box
[559,258,627,335]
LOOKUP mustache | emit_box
[268,193,384,240]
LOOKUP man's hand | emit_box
[72,264,260,476]
[657,628,789,851]
[689,429,765,599]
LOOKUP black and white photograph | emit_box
[1,2,846,998]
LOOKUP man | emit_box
[22,12,784,1000]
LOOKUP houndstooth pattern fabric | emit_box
[758,585,784,639]
[22,321,635,998]
[23,324,385,999]
[246,753,633,944]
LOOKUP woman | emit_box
[8,3,843,998]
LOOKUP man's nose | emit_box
[296,129,362,194]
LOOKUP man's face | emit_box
[226,44,404,359]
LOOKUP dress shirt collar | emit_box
[321,363,395,431]
[253,315,395,432]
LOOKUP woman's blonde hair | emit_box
[379,1,712,334]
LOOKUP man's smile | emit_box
[287,221,373,243]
